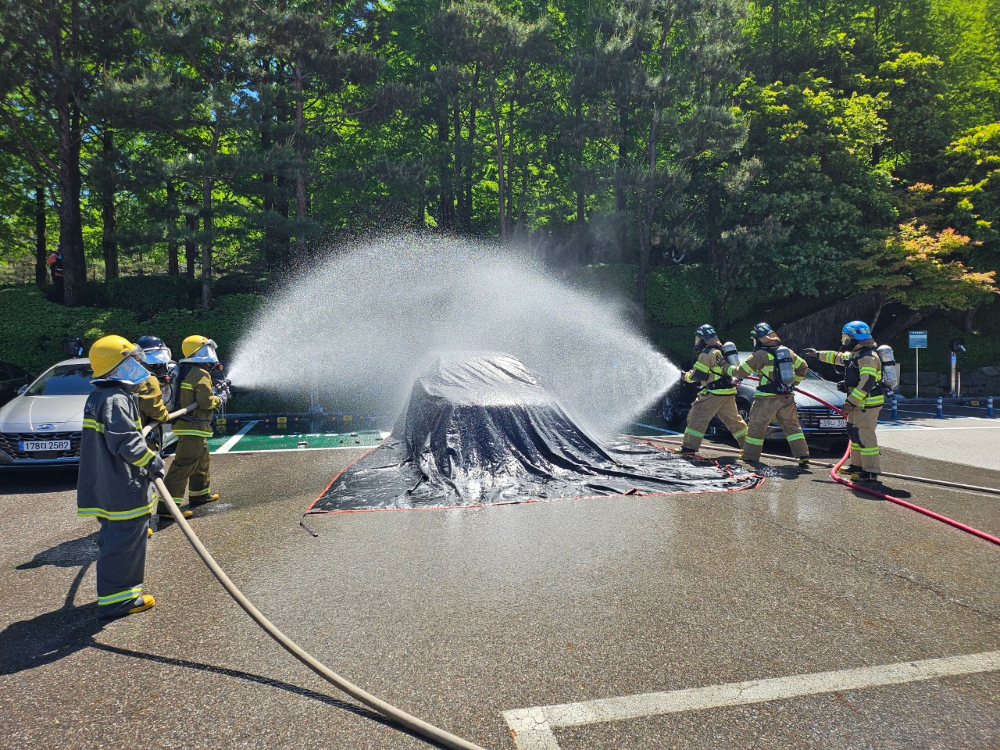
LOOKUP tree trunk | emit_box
[437,102,454,230]
[185,189,197,280]
[201,175,213,310]
[488,91,507,243]
[963,302,981,333]
[616,106,628,261]
[56,99,85,306]
[101,128,119,281]
[771,0,780,71]
[262,108,279,269]
[166,181,179,275]
[463,63,480,233]
[34,185,47,285]
[505,77,518,234]
[453,103,462,231]
[294,59,307,254]
[634,106,659,308]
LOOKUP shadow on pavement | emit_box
[16,532,99,569]
[89,644,449,747]
[0,564,104,676]
[0,468,78,496]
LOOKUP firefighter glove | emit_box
[149,454,166,479]
[836,380,849,393]
[802,347,818,358]
[841,402,855,416]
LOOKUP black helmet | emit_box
[136,335,172,368]
[750,322,772,339]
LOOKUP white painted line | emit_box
[503,649,1000,750]
[213,420,259,454]
[216,445,376,455]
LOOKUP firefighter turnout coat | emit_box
[814,344,884,473]
[731,347,809,462]
[680,345,748,452]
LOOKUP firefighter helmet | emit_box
[842,320,872,340]
[695,324,717,340]
[136,334,172,366]
[89,335,149,384]
[181,334,218,364]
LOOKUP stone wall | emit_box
[897,366,1000,397]
[775,292,883,352]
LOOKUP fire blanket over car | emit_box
[308,353,761,513]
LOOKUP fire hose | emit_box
[148,402,485,749]
[790,386,1000,548]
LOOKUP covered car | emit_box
[661,354,848,442]
[0,358,175,469]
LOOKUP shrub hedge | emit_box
[0,287,265,376]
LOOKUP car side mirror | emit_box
[17,385,28,396]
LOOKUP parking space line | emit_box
[503,649,1000,750]
[213,420,259,454]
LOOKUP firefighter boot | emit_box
[157,502,193,520]
[189,492,220,508]
[850,470,880,484]
[126,595,155,615]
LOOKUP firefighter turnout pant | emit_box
[682,393,748,452]
[848,405,882,474]
[96,516,149,617]
[163,435,212,504]
[742,394,809,463]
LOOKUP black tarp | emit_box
[308,354,761,513]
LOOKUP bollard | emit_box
[936,396,944,419]
[988,396,995,419]
[891,395,898,421]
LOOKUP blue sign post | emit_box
[909,330,928,397]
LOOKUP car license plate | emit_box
[19,440,71,452]
[819,419,847,429]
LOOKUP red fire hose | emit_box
[792,386,1000,548]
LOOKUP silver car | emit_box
[0,358,175,469]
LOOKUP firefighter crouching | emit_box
[160,335,228,518]
[732,323,810,467]
[678,324,748,455]
[804,320,884,483]
[77,336,163,618]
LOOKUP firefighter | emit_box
[731,323,810,467]
[678,324,748,455]
[803,320,884,483]
[135,335,193,521]
[160,335,227,518]
[77,335,163,618]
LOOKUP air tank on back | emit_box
[878,344,899,390]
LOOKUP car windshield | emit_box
[26,364,95,396]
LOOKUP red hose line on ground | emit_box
[789,385,1000,548]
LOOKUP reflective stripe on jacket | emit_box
[683,347,736,396]
[77,383,160,520]
[817,347,884,408]
[176,365,220,438]
[733,348,808,397]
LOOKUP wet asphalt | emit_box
[1,439,999,749]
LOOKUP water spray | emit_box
[228,234,679,435]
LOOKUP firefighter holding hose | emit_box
[160,335,228,519]
[77,336,163,617]
[804,321,884,483]
[731,323,810,468]
[677,324,748,455]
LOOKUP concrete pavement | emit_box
[1,437,999,749]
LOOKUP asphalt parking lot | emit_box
[2,422,999,749]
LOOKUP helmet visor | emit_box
[141,347,172,365]
[188,342,219,364]
[98,352,151,385]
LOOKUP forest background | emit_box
[1,0,999,380]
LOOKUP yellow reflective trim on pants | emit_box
[78,501,155,521]
[189,487,213,496]
[98,586,142,606]
[173,429,213,438]
[744,436,764,446]
[732,428,748,439]
[181,382,194,390]
[786,432,806,442]
[684,427,705,438]
[860,447,880,455]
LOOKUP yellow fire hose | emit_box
[151,427,485,750]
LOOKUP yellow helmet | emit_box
[89,335,140,378]
[181,334,219,363]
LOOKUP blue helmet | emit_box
[842,321,872,341]
[695,324,717,340]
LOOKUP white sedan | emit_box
[0,358,175,469]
